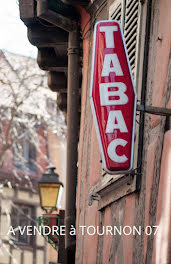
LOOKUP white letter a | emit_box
[106,110,128,133]
[7,226,15,235]
[102,54,123,77]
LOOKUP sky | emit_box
[0,0,37,57]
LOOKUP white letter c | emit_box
[107,139,128,163]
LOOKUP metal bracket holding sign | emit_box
[90,20,137,174]
[38,214,60,250]
[137,104,171,116]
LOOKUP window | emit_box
[13,128,37,172]
[11,205,34,245]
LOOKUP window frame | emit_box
[13,128,37,173]
[11,204,35,246]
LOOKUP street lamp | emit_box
[38,165,63,213]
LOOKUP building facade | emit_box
[76,1,171,264]
[0,123,50,264]
[18,0,171,263]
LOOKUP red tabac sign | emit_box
[90,20,137,174]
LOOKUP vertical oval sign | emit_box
[90,20,137,174]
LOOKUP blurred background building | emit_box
[0,50,66,264]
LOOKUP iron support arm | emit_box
[137,104,171,116]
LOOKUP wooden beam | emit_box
[37,0,77,32]
[28,24,68,48]
[37,48,68,71]
[62,0,90,6]
[48,72,67,92]
[57,93,67,112]
[19,0,35,25]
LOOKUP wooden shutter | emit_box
[109,0,140,79]
[110,4,121,22]
[109,0,122,23]
[124,0,140,73]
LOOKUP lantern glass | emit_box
[39,183,61,210]
[38,165,63,212]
